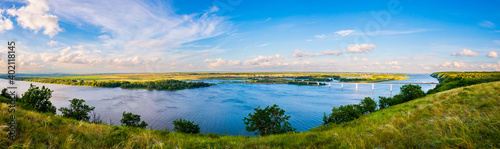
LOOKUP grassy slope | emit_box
[1,82,499,148]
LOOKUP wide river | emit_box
[0,75,438,136]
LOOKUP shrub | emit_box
[120,111,148,128]
[20,84,56,115]
[243,104,296,136]
[1,88,11,99]
[399,84,426,102]
[360,97,377,114]
[59,98,95,121]
[323,104,361,126]
[172,119,200,134]
[378,96,391,109]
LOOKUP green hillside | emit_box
[1,81,500,148]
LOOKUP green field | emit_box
[1,80,499,148]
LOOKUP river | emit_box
[0,74,438,136]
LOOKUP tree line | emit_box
[427,72,500,94]
[20,78,213,91]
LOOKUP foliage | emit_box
[287,81,326,85]
[427,72,500,94]
[243,104,296,136]
[172,119,200,134]
[378,84,426,110]
[120,111,148,129]
[378,96,391,109]
[1,88,12,99]
[58,98,95,121]
[398,84,426,102]
[19,84,56,114]
[20,78,213,91]
[323,104,361,126]
[359,97,377,114]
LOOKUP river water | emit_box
[0,75,437,136]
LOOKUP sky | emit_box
[0,0,499,73]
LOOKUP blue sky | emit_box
[0,0,499,73]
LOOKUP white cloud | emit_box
[46,0,229,49]
[292,50,319,58]
[98,35,110,40]
[7,0,62,37]
[451,49,478,57]
[345,44,375,53]
[0,9,14,32]
[334,30,355,36]
[292,49,343,58]
[486,61,500,70]
[314,34,326,38]
[479,20,495,28]
[204,54,287,68]
[453,61,466,68]
[439,61,466,68]
[494,40,500,45]
[47,40,59,47]
[323,50,343,56]
[487,51,498,58]
[242,54,283,66]
[385,61,398,65]
[352,57,359,61]
[258,43,270,47]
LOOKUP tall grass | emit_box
[1,81,499,148]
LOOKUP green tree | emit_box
[1,88,11,99]
[399,84,426,102]
[360,97,377,114]
[243,104,296,136]
[323,104,361,126]
[172,119,200,134]
[20,84,56,115]
[58,98,95,121]
[120,111,148,128]
[378,96,392,109]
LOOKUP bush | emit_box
[323,104,361,126]
[20,84,56,115]
[58,98,95,121]
[243,104,296,136]
[1,88,11,99]
[360,97,377,114]
[173,119,200,134]
[399,84,426,102]
[120,111,148,128]
[378,96,391,109]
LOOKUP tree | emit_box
[323,104,361,126]
[360,97,377,114]
[20,84,56,115]
[378,96,391,109]
[399,84,426,102]
[120,111,148,128]
[58,98,95,121]
[243,104,296,136]
[1,88,11,99]
[173,119,200,134]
